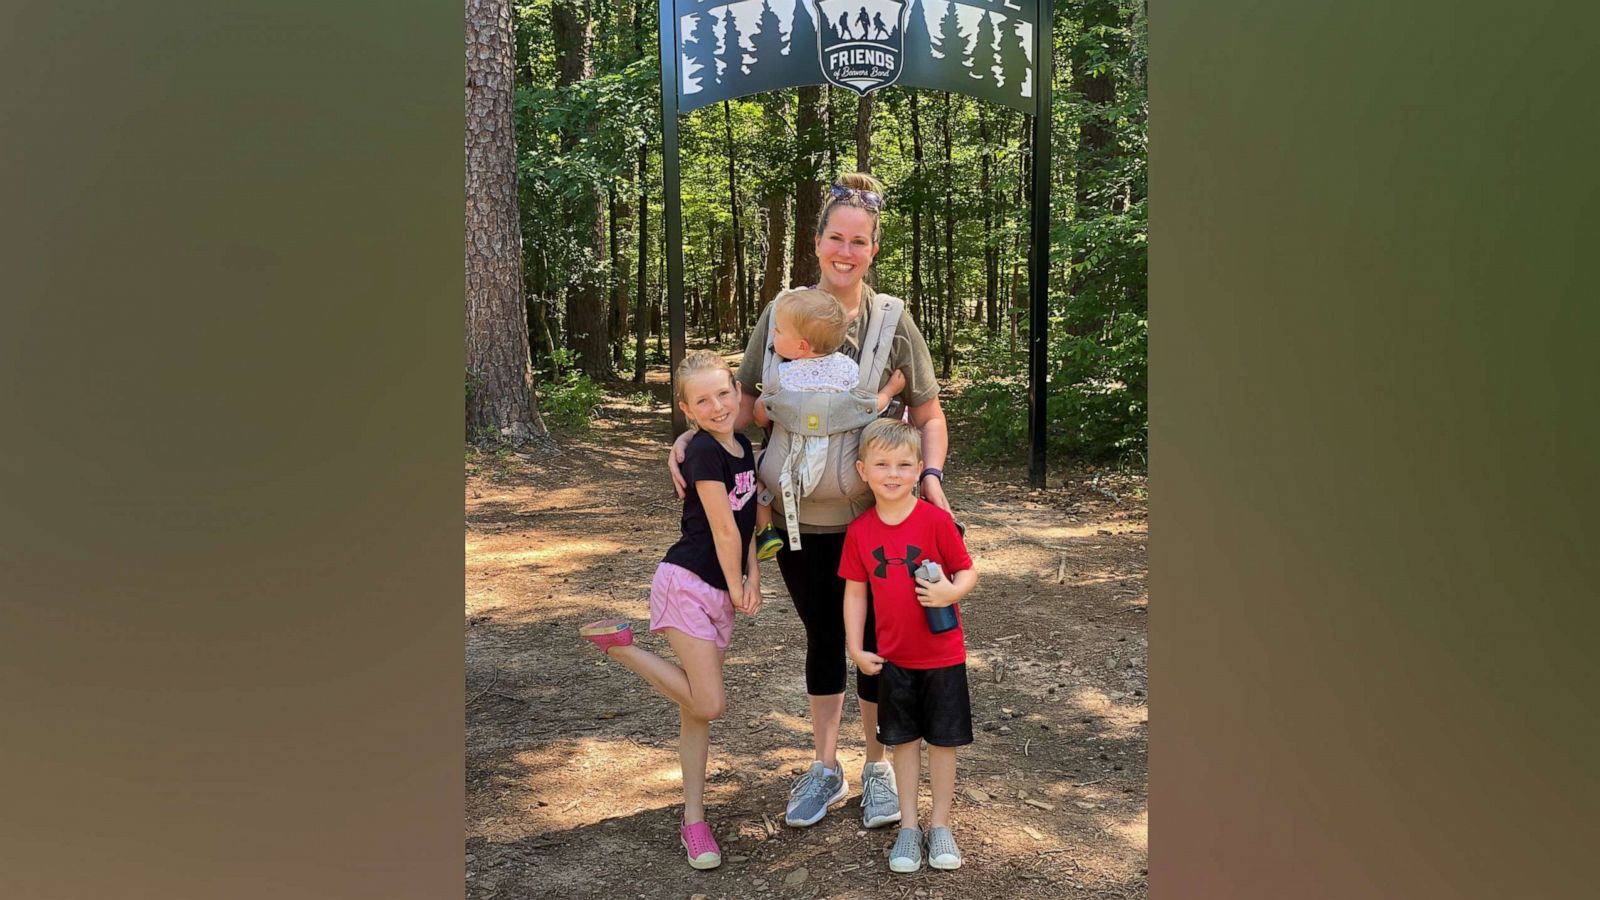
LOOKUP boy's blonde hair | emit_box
[776,289,848,355]
[858,418,922,462]
[675,349,734,405]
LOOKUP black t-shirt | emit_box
[662,430,758,591]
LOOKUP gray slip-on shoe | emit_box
[927,825,962,870]
[889,826,924,873]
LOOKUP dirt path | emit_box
[466,364,1148,899]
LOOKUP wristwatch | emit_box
[919,467,944,484]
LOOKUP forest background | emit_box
[474,0,1146,465]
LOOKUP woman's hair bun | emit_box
[834,172,884,195]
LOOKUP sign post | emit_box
[661,0,1051,485]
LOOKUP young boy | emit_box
[841,419,978,873]
[750,288,905,559]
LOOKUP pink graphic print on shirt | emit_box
[729,470,756,511]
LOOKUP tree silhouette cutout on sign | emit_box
[998,17,1031,95]
[749,0,785,75]
[720,5,746,78]
[674,0,1034,112]
[683,12,719,92]
[972,10,998,83]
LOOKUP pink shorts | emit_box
[648,562,736,650]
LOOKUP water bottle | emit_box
[915,560,959,634]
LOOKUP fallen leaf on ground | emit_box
[1023,826,1046,840]
[784,867,809,886]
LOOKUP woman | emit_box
[669,172,952,831]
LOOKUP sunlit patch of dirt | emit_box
[466,370,1147,899]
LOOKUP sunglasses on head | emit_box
[828,184,883,211]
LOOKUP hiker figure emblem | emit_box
[813,0,908,96]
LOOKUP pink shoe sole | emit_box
[579,619,633,652]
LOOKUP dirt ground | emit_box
[465,359,1148,899]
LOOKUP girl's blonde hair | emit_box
[775,289,848,355]
[858,418,922,462]
[675,349,735,405]
[817,171,884,245]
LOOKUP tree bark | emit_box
[631,0,649,383]
[608,186,630,368]
[940,91,954,378]
[717,228,736,340]
[981,109,997,333]
[910,90,924,326]
[465,0,544,442]
[724,102,750,332]
[554,0,612,379]
[759,192,787,306]
[790,85,824,287]
[634,141,649,383]
[855,94,873,173]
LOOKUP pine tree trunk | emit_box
[910,90,924,325]
[1069,0,1121,338]
[855,94,873,173]
[791,85,823,287]
[554,0,612,379]
[723,102,750,334]
[940,91,954,378]
[630,0,649,384]
[718,228,736,340]
[634,142,649,384]
[465,0,544,443]
[608,186,630,369]
[759,192,788,306]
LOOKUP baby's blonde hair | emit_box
[776,289,848,355]
[858,418,922,462]
[675,349,734,405]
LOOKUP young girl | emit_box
[579,350,762,870]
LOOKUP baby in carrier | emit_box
[751,288,906,558]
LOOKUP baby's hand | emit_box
[849,648,885,676]
[885,368,907,395]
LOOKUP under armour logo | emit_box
[871,545,922,578]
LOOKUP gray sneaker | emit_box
[860,761,901,828]
[888,826,924,873]
[784,761,848,827]
[927,825,962,870]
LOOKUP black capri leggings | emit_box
[774,530,879,704]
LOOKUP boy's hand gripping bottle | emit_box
[915,560,959,634]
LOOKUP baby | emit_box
[751,288,905,558]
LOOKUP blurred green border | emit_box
[2,3,462,898]
[2,1,1595,897]
[1154,1,1598,896]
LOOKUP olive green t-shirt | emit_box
[736,289,940,408]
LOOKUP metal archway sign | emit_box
[659,0,1052,485]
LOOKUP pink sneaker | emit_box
[579,619,633,653]
[680,820,722,870]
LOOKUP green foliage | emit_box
[536,349,605,429]
[511,0,1148,464]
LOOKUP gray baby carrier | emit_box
[756,290,904,548]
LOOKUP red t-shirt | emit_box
[839,500,974,669]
